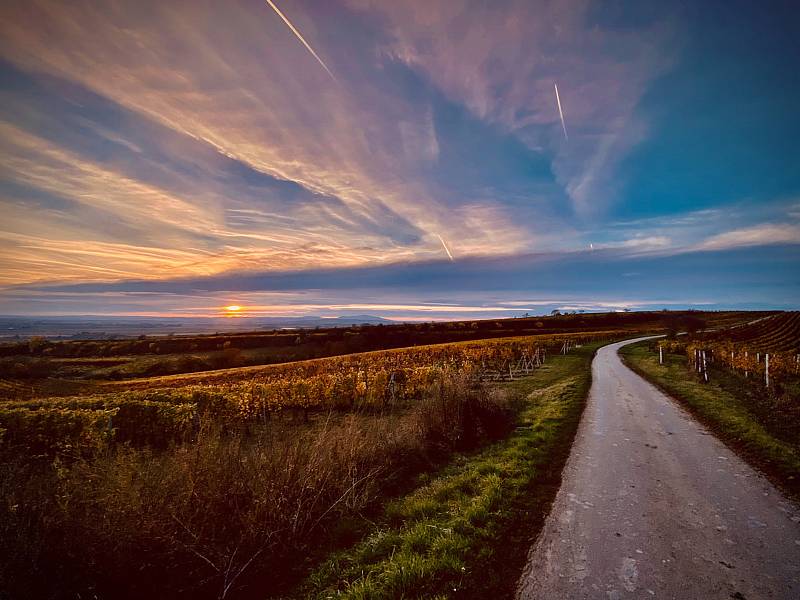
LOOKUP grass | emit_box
[1,340,602,599]
[0,371,519,600]
[294,342,600,599]
[620,341,800,500]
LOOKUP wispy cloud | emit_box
[0,0,551,282]
[696,224,800,251]
[6,242,797,317]
[354,0,676,216]
[0,1,796,315]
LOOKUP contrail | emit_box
[437,234,454,261]
[554,82,568,141]
[265,0,336,81]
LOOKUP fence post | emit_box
[659,345,663,365]
[702,350,708,383]
[745,351,749,378]
[765,353,770,388]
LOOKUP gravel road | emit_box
[516,337,800,599]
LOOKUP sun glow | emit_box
[224,305,242,313]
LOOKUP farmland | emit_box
[0,310,762,383]
[655,311,800,392]
[0,311,761,598]
[1,333,614,458]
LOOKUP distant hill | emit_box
[0,315,395,340]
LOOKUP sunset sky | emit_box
[1,0,798,320]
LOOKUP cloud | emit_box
[593,236,672,253]
[0,0,795,316]
[5,243,798,317]
[697,224,800,251]
[348,0,676,216]
[0,117,430,284]
[0,0,560,284]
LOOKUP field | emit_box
[0,310,761,383]
[0,333,616,458]
[0,311,760,598]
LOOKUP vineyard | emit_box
[657,312,800,387]
[0,331,622,599]
[0,332,615,457]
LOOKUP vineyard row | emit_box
[1,334,611,456]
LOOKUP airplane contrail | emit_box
[265,0,336,81]
[437,234,454,261]
[554,82,568,141]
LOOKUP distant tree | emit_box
[550,309,561,316]
[28,336,46,354]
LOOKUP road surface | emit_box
[516,337,800,599]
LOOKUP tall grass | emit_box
[0,373,513,599]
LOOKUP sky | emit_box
[0,0,798,320]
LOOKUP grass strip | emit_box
[620,341,800,500]
[294,343,600,599]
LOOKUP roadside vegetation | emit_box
[620,339,800,500]
[1,335,599,599]
[2,373,509,599]
[298,342,598,599]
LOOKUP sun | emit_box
[224,305,242,313]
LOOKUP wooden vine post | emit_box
[702,350,708,383]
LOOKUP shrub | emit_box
[0,378,513,599]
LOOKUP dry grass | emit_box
[0,374,513,599]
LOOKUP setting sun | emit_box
[224,305,242,313]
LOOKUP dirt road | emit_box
[516,337,800,599]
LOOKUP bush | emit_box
[413,372,514,454]
[0,378,514,599]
